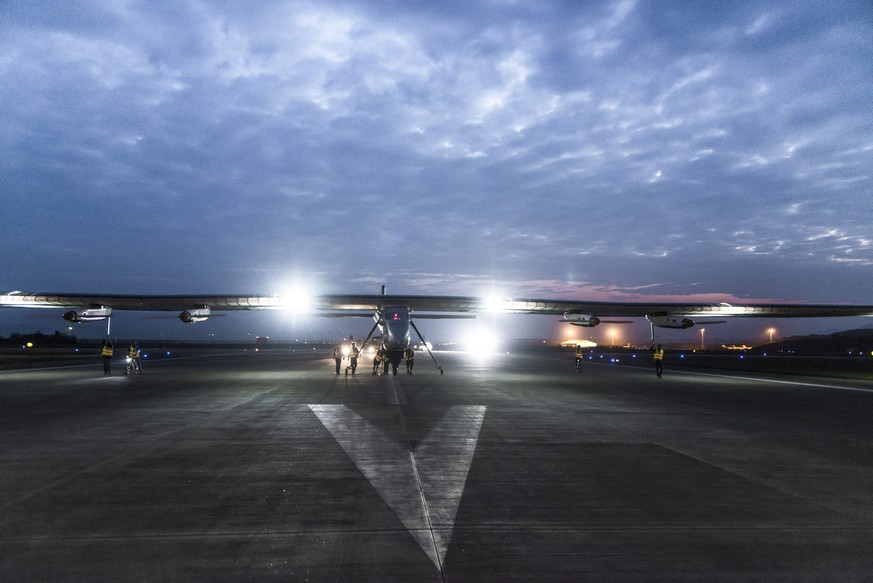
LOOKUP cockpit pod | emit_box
[381,306,412,351]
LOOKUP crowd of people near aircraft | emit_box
[333,338,415,376]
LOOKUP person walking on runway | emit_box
[333,344,343,374]
[404,347,415,375]
[653,344,664,378]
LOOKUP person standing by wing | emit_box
[574,344,584,372]
[653,344,664,378]
[101,338,113,375]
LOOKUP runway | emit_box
[2,349,873,582]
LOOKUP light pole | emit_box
[700,328,705,350]
[768,328,775,344]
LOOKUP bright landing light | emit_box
[482,296,507,311]
[463,327,501,353]
[478,288,512,312]
[278,285,316,315]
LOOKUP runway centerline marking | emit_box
[308,404,486,571]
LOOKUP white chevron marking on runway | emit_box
[309,404,486,571]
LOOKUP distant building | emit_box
[560,339,597,348]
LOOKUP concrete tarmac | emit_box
[2,349,873,582]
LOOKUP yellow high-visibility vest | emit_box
[654,349,664,361]
[102,345,113,357]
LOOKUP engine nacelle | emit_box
[63,307,112,322]
[647,315,695,329]
[179,307,211,323]
[563,312,601,327]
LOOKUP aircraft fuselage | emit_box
[376,306,412,371]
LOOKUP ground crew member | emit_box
[333,344,342,374]
[348,341,359,374]
[574,344,584,372]
[373,346,385,374]
[128,341,142,373]
[101,338,113,375]
[404,346,415,375]
[653,344,664,378]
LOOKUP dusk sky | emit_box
[2,1,872,344]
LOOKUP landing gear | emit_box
[410,320,444,375]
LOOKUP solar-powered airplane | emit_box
[3,287,873,373]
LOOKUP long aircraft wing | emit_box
[0,292,479,313]
[3,291,873,319]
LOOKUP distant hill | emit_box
[751,328,873,355]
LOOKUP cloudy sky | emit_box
[2,0,872,342]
